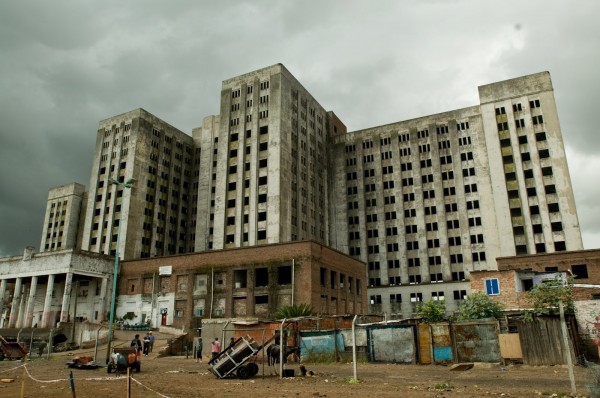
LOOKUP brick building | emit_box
[116,241,367,329]
[470,249,600,310]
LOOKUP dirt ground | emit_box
[0,331,597,398]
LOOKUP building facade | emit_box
[470,249,600,354]
[471,248,600,308]
[329,71,583,318]
[193,65,343,252]
[34,65,583,320]
[40,183,86,252]
[116,241,367,329]
[0,248,114,328]
[77,108,196,260]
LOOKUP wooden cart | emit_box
[0,336,28,361]
[208,335,267,379]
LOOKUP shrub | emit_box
[273,303,315,319]
[457,292,503,320]
[417,300,447,323]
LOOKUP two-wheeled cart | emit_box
[0,336,28,361]
[208,335,274,379]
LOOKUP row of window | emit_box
[370,289,468,305]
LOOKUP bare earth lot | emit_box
[0,335,596,397]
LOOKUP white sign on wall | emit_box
[159,265,172,275]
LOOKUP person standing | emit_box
[148,331,155,352]
[196,335,203,363]
[143,333,151,355]
[211,337,221,361]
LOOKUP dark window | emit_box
[278,265,293,284]
[255,268,269,287]
[522,279,534,291]
[572,264,588,279]
[535,243,546,253]
[541,166,553,176]
[551,222,563,232]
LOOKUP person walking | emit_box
[130,334,142,355]
[196,335,203,363]
[211,337,221,361]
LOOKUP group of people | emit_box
[130,331,155,355]
[195,336,236,363]
[195,336,222,363]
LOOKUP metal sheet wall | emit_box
[367,324,418,363]
[431,323,453,363]
[417,323,432,364]
[452,320,501,363]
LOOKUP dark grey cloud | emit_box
[1,0,600,256]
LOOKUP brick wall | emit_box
[118,241,367,330]
[471,249,600,310]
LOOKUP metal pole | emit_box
[105,215,122,364]
[559,301,576,395]
[104,177,134,364]
[94,325,104,363]
[221,320,231,350]
[352,315,358,381]
[46,328,54,359]
[29,329,35,360]
[280,319,286,378]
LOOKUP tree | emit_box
[273,303,315,319]
[416,300,447,323]
[523,275,574,320]
[457,292,503,320]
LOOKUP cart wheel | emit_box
[247,363,259,376]
[237,365,251,379]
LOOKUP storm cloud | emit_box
[1,0,599,256]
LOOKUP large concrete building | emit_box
[28,64,582,320]
[329,71,583,316]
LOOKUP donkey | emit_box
[266,344,300,369]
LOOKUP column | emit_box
[8,277,22,328]
[0,279,7,327]
[41,274,55,328]
[60,272,73,323]
[97,277,109,322]
[24,276,38,327]
[16,286,28,328]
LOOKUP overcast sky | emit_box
[1,1,599,257]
